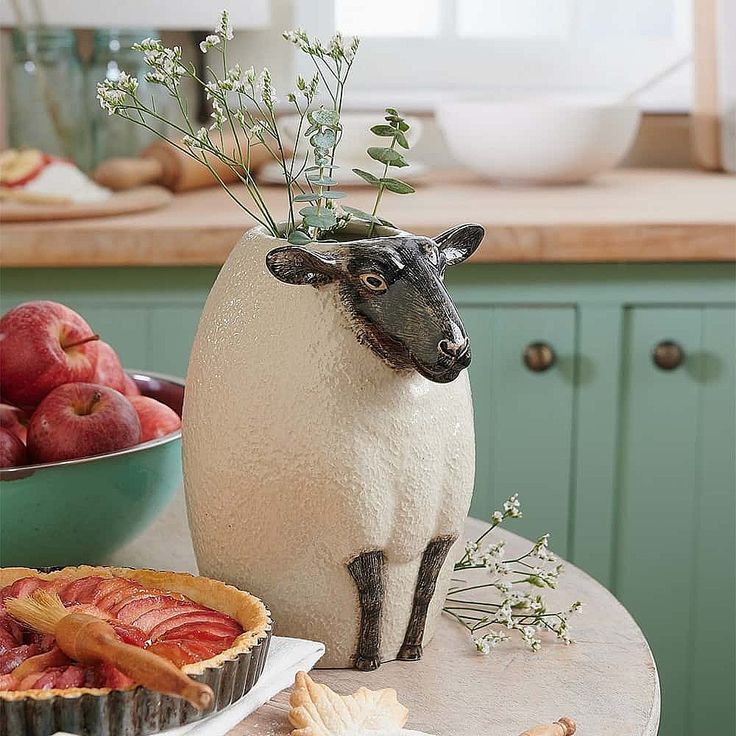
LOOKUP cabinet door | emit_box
[615,306,735,736]
[463,306,577,556]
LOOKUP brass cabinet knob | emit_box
[523,341,556,372]
[652,340,685,370]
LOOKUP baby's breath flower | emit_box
[96,80,129,115]
[473,629,509,654]
[345,35,360,62]
[248,122,265,139]
[117,71,138,94]
[258,67,276,108]
[464,540,480,560]
[520,624,541,651]
[328,32,345,58]
[182,127,209,149]
[200,34,221,53]
[446,493,581,655]
[217,10,234,41]
[209,99,226,130]
[504,493,521,518]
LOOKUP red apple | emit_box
[0,301,99,407]
[92,341,127,393]
[122,374,141,397]
[0,403,29,443]
[129,396,181,442]
[0,149,49,187]
[27,383,141,463]
[0,427,27,468]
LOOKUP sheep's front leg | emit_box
[397,535,457,661]
[347,550,385,671]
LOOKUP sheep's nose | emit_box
[439,338,470,365]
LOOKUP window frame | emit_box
[294,0,693,113]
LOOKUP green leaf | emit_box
[303,211,337,229]
[398,120,410,132]
[385,107,399,117]
[299,206,320,216]
[322,191,346,199]
[311,129,336,148]
[367,146,404,165]
[342,205,382,224]
[304,124,319,136]
[305,165,340,172]
[370,124,398,137]
[394,130,409,149]
[352,168,380,186]
[293,193,321,202]
[378,217,396,227]
[287,229,312,245]
[390,158,409,168]
[306,174,337,186]
[380,177,415,194]
[308,108,340,127]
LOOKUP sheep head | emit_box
[266,223,484,383]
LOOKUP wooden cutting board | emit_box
[0,185,172,223]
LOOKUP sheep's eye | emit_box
[359,273,388,293]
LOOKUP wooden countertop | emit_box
[2,168,734,267]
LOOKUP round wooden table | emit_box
[230,518,660,736]
[111,508,660,735]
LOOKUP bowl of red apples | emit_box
[0,301,184,568]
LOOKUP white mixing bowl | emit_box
[436,96,641,184]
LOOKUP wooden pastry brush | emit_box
[6,590,214,710]
[517,717,576,736]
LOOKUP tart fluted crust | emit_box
[0,565,272,702]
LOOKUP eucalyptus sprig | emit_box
[351,108,415,236]
[444,494,582,654]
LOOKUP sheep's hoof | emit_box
[397,643,423,661]
[354,655,381,671]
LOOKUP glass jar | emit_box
[89,29,172,168]
[8,28,91,169]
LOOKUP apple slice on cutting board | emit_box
[0,149,49,187]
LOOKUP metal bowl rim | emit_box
[0,370,184,479]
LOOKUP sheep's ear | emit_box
[266,246,341,286]
[435,224,484,266]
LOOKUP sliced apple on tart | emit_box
[0,566,271,736]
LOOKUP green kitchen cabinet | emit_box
[1,262,734,736]
[466,306,577,557]
[615,306,735,736]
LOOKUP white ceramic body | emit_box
[183,226,475,667]
[279,112,423,165]
[436,97,641,184]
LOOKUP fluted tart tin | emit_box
[0,566,272,736]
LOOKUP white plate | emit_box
[257,160,429,187]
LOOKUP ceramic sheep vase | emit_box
[183,221,484,669]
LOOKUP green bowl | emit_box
[0,372,183,568]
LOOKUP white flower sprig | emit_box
[445,494,582,655]
[94,10,401,244]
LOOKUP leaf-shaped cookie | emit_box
[288,671,409,736]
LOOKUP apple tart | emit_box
[0,566,271,736]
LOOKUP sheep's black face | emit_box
[266,224,484,383]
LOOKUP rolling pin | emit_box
[93,132,274,192]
